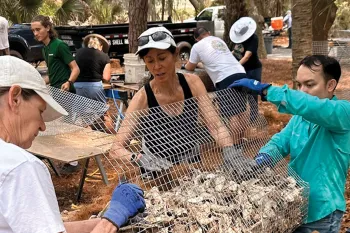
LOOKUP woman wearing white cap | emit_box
[74,34,111,103]
[110,27,259,179]
[230,17,262,121]
[0,56,145,233]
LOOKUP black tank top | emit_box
[141,73,199,163]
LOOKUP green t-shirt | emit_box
[43,38,75,93]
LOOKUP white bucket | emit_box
[123,53,146,84]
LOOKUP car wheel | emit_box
[10,50,23,60]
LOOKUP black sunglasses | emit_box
[138,31,174,46]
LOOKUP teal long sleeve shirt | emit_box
[259,85,350,223]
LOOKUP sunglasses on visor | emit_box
[138,31,174,46]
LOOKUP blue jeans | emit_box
[246,68,262,122]
[293,210,344,233]
[74,81,106,103]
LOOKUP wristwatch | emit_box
[67,80,74,85]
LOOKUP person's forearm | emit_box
[239,53,251,65]
[199,96,233,147]
[266,85,350,132]
[69,66,80,83]
[91,219,118,233]
[64,218,117,233]
[44,76,50,84]
[239,57,248,65]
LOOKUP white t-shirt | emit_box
[0,16,9,50]
[189,36,246,84]
[0,139,66,233]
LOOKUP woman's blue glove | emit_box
[228,78,271,100]
[102,183,146,228]
[255,153,274,167]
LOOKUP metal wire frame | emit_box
[313,40,350,65]
[42,86,310,233]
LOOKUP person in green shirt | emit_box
[31,15,80,93]
[230,55,350,233]
[31,15,80,173]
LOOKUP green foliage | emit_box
[55,0,85,24]
[333,0,350,30]
[39,0,58,17]
[0,0,43,23]
[85,0,123,24]
[0,0,86,24]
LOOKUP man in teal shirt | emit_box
[230,55,350,233]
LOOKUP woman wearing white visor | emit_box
[110,27,258,180]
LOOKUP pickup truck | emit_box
[184,6,225,39]
[54,20,207,61]
[8,23,44,65]
[184,5,283,38]
[8,20,210,63]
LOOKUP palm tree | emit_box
[55,0,85,24]
[0,0,85,24]
[82,0,123,24]
[0,0,43,24]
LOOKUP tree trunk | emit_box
[252,0,267,59]
[312,0,337,55]
[188,0,205,15]
[291,0,312,88]
[148,0,157,21]
[167,0,173,21]
[223,0,249,50]
[161,0,165,21]
[292,0,337,88]
[128,0,148,53]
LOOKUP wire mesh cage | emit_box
[313,40,350,65]
[42,86,309,233]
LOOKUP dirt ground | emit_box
[50,44,350,232]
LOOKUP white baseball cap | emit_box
[135,26,176,55]
[229,17,257,44]
[0,56,68,122]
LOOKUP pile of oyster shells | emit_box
[120,169,307,233]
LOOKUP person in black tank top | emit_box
[110,27,237,176]
[140,73,201,164]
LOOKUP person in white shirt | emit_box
[0,56,145,233]
[0,16,9,56]
[184,27,249,158]
[283,10,292,48]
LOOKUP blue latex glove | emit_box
[255,153,274,167]
[103,183,145,228]
[228,78,271,100]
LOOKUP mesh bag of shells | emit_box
[44,86,310,233]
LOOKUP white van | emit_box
[184,6,225,39]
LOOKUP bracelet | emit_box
[67,80,74,85]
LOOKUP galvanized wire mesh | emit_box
[40,86,109,136]
[313,40,350,65]
[42,86,309,232]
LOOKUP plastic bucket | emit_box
[271,17,283,30]
[123,53,146,84]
